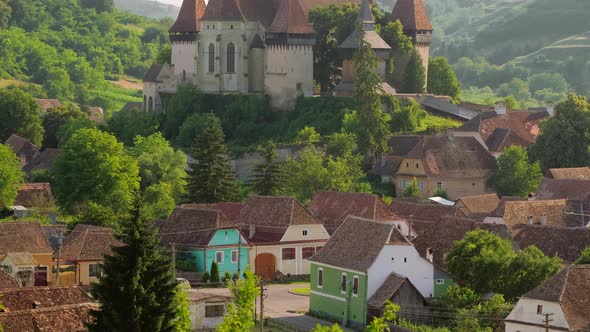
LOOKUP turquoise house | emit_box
[158,206,249,277]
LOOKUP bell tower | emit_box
[168,0,206,84]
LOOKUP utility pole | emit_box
[171,243,176,277]
[543,313,554,332]
[55,229,64,286]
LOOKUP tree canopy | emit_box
[428,56,461,101]
[248,143,289,196]
[0,88,44,146]
[575,246,590,265]
[0,144,24,209]
[42,103,87,148]
[403,49,426,93]
[217,270,259,332]
[488,146,542,197]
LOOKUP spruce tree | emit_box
[248,143,289,196]
[89,206,182,332]
[185,115,238,203]
[352,24,391,162]
[210,261,220,283]
[403,49,426,93]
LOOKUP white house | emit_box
[505,265,590,332]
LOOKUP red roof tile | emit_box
[0,270,19,290]
[512,225,590,263]
[502,199,568,230]
[0,303,97,332]
[14,183,53,208]
[201,0,245,21]
[4,134,40,165]
[158,207,237,246]
[269,0,314,33]
[36,99,62,112]
[22,149,61,175]
[60,224,122,261]
[0,286,93,312]
[170,0,206,32]
[0,222,53,255]
[546,167,590,180]
[391,0,432,31]
[536,178,590,201]
[455,193,500,217]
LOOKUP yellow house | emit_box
[57,224,122,286]
[0,222,54,286]
[374,135,497,200]
[237,196,330,280]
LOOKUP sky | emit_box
[156,0,183,5]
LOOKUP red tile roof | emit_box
[0,270,19,290]
[0,222,53,255]
[170,0,206,32]
[536,178,590,201]
[181,202,244,224]
[201,0,245,21]
[22,148,61,175]
[0,286,93,311]
[522,265,590,331]
[502,199,568,230]
[546,167,590,180]
[158,207,237,246]
[4,134,40,165]
[36,99,62,112]
[512,225,590,263]
[14,183,54,208]
[391,0,432,31]
[60,224,122,261]
[309,191,401,234]
[455,193,500,216]
[269,0,314,34]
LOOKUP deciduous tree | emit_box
[0,88,44,146]
[488,146,542,197]
[403,49,426,93]
[428,57,461,101]
[217,270,259,332]
[0,145,24,209]
[42,103,87,148]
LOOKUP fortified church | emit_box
[142,0,432,111]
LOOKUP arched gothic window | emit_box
[143,95,147,111]
[227,43,235,73]
[208,43,215,73]
[148,96,153,112]
[182,70,186,81]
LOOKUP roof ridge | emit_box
[558,267,570,302]
[77,229,90,260]
[289,199,295,225]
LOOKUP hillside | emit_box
[114,0,179,19]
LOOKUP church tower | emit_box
[391,0,432,85]
[168,0,206,83]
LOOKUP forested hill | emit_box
[395,0,590,103]
[0,0,170,112]
[114,0,179,19]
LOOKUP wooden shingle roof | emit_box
[0,270,19,290]
[391,0,432,31]
[201,0,245,21]
[169,0,206,32]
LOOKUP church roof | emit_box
[268,0,314,34]
[201,0,245,21]
[391,0,432,32]
[339,0,390,50]
[169,0,206,33]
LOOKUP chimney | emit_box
[32,301,42,309]
[546,101,555,117]
[249,224,256,239]
[495,101,507,115]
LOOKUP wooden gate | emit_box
[34,266,48,286]
[255,253,276,280]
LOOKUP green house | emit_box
[159,206,249,277]
[308,216,453,329]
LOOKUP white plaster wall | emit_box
[142,82,158,112]
[172,41,197,79]
[266,44,313,110]
[505,299,569,332]
[483,217,504,225]
[367,244,434,299]
[249,241,327,275]
[281,224,330,242]
[388,220,416,238]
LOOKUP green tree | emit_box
[365,301,399,332]
[502,246,562,300]
[248,143,289,196]
[529,94,590,170]
[172,286,192,332]
[427,57,461,101]
[89,207,181,332]
[210,261,220,283]
[432,188,448,199]
[403,178,422,198]
[440,284,479,311]
[496,78,531,105]
[107,110,160,146]
[80,0,114,13]
[391,99,427,133]
[175,113,213,149]
[185,115,238,203]
[42,103,87,148]
[352,25,391,161]
[326,131,357,157]
[217,270,259,332]
[163,84,204,140]
[446,229,514,294]
[575,246,590,264]
[403,49,426,93]
[51,128,140,215]
[503,95,519,110]
[0,88,44,146]
[0,0,11,29]
[141,183,176,220]
[488,146,542,197]
[380,20,413,55]
[56,117,96,147]
[156,44,172,64]
[311,324,344,332]
[528,73,569,94]
[295,126,321,144]
[0,145,24,209]
[44,67,74,101]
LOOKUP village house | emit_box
[36,99,62,112]
[366,272,428,322]
[505,265,590,332]
[0,252,38,287]
[536,169,590,224]
[308,191,414,237]
[237,196,329,280]
[454,193,500,220]
[511,225,590,264]
[158,206,249,279]
[0,286,98,331]
[22,148,61,177]
[5,134,40,166]
[482,199,571,230]
[308,216,453,329]
[57,224,122,286]
[0,270,19,289]
[545,167,590,180]
[0,222,54,286]
[187,291,232,330]
[373,135,497,200]
[14,182,54,211]
[389,200,467,235]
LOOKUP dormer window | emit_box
[302,230,308,236]
[528,216,534,224]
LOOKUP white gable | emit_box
[505,298,569,332]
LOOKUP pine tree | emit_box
[89,206,183,332]
[352,24,391,162]
[210,261,220,283]
[403,49,426,93]
[248,143,289,196]
[185,115,238,203]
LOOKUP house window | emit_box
[401,180,408,189]
[89,264,102,278]
[215,251,224,264]
[317,268,323,288]
[406,162,409,168]
[537,305,543,315]
[302,230,308,236]
[205,304,225,317]
[404,257,407,263]
[415,163,419,168]
[302,247,315,259]
[231,250,238,263]
[540,215,547,225]
[419,181,424,192]
[436,279,444,285]
[226,43,235,73]
[282,248,295,260]
[436,181,444,190]
[148,97,153,112]
[528,216,534,224]
[208,43,215,73]
[352,276,359,295]
[340,273,347,293]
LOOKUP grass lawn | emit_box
[289,287,310,296]
[89,81,142,115]
[414,114,462,134]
